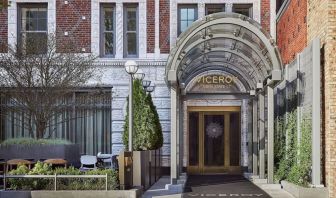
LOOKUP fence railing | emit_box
[1,174,108,191]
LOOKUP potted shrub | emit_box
[122,79,163,190]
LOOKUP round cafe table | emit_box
[44,159,68,168]
[6,159,33,172]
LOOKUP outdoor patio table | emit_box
[6,159,33,172]
[44,159,68,168]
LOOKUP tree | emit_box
[123,79,163,150]
[146,93,163,149]
[0,34,97,139]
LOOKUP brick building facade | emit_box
[1,0,335,196]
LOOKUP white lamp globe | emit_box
[134,69,145,80]
[125,60,138,75]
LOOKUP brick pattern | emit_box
[261,0,270,33]
[147,0,155,53]
[159,0,169,53]
[0,5,7,53]
[308,0,336,196]
[277,0,307,64]
[56,0,91,53]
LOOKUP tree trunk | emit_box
[36,121,46,139]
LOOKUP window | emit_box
[178,5,197,35]
[232,4,253,18]
[124,4,138,57]
[18,4,48,53]
[100,4,115,57]
[0,89,112,155]
[205,4,225,15]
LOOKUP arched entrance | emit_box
[165,13,283,184]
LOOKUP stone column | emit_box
[259,92,265,179]
[170,86,178,184]
[115,3,123,58]
[198,3,205,19]
[252,98,258,175]
[267,86,274,183]
[225,3,233,13]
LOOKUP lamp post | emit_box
[125,60,138,151]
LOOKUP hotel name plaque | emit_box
[189,74,240,93]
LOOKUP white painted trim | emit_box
[8,0,56,48]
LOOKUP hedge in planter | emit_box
[274,110,312,187]
[7,162,119,190]
[123,79,163,151]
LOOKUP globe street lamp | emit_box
[145,83,155,93]
[142,80,151,89]
[134,69,145,81]
[125,60,138,151]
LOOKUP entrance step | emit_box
[259,184,282,190]
[252,178,268,184]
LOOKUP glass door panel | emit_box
[188,112,199,166]
[203,114,225,166]
[230,112,240,166]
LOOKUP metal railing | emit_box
[1,174,108,191]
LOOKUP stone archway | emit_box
[165,13,283,184]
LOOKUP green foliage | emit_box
[274,110,312,187]
[7,162,119,190]
[123,79,163,150]
[1,138,72,146]
[146,93,163,149]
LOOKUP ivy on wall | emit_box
[123,79,163,151]
[274,110,312,187]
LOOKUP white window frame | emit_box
[100,3,116,57]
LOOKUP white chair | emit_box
[80,155,97,171]
[97,152,113,169]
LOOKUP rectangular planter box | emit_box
[0,144,80,167]
[132,150,151,190]
[281,181,328,198]
[0,190,142,198]
[132,149,161,190]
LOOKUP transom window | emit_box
[18,4,48,53]
[100,4,115,57]
[178,5,197,35]
[124,4,138,58]
[232,4,253,18]
[205,4,225,15]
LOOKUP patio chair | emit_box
[80,155,97,171]
[97,152,113,169]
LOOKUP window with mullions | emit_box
[124,4,138,58]
[205,4,225,15]
[232,4,253,18]
[18,4,48,54]
[178,5,197,35]
[100,4,115,57]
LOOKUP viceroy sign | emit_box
[196,75,238,85]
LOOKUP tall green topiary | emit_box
[123,79,163,150]
[146,93,163,149]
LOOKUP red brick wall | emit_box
[147,0,155,53]
[159,0,169,53]
[0,5,8,53]
[261,0,270,33]
[276,0,307,64]
[56,0,91,53]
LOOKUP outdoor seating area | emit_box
[0,152,119,175]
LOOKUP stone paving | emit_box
[142,175,295,198]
